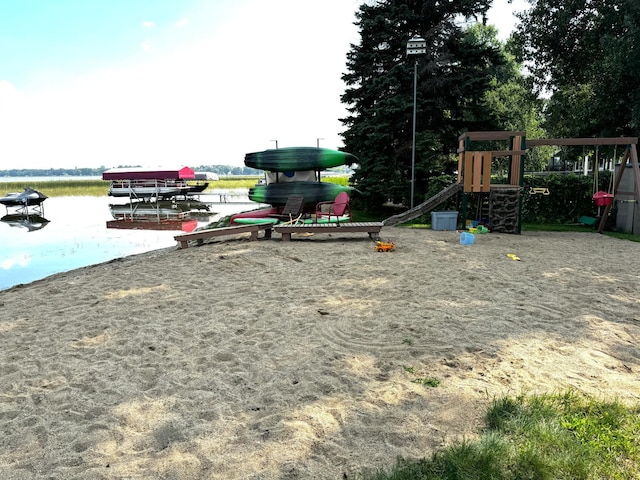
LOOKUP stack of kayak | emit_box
[232,146,356,225]
[245,147,355,207]
[247,181,352,207]
[245,147,356,172]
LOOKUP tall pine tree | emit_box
[340,0,520,209]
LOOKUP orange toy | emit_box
[375,241,396,252]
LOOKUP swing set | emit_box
[457,132,640,233]
[530,138,640,232]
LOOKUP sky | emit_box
[0,0,529,170]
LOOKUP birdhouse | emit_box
[406,36,426,56]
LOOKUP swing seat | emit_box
[529,187,550,195]
[592,191,613,207]
[578,215,598,226]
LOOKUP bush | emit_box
[521,173,611,224]
[410,173,613,225]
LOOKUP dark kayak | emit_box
[248,182,353,207]
[244,147,357,172]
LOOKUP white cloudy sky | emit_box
[0,0,528,170]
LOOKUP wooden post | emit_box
[629,143,640,205]
[472,152,483,192]
[481,152,492,192]
[458,138,465,184]
[464,152,473,193]
[510,135,522,187]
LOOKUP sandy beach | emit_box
[1,227,639,479]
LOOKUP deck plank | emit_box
[174,224,272,248]
[273,222,383,242]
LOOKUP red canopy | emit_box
[102,166,195,180]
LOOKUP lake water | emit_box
[0,191,259,291]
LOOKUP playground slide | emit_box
[383,183,462,227]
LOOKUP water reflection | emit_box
[0,193,256,291]
[107,199,212,232]
[106,218,198,231]
[1,213,50,232]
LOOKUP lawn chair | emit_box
[315,192,352,224]
[269,195,305,223]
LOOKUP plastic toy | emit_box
[375,241,396,252]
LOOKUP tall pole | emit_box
[407,35,425,209]
[411,59,418,210]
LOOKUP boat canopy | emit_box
[102,166,196,181]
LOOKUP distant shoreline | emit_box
[0,175,102,182]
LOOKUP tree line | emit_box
[0,165,263,178]
[341,0,640,210]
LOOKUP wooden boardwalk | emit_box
[174,222,384,247]
[174,224,272,248]
[273,222,383,242]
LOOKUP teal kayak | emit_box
[248,182,353,207]
[244,147,357,172]
[232,217,279,225]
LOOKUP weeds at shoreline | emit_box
[0,176,350,198]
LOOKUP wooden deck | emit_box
[174,224,272,248]
[273,222,383,242]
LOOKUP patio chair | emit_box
[315,192,352,224]
[269,195,305,223]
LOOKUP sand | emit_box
[1,227,639,479]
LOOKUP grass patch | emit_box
[402,366,440,388]
[215,175,349,190]
[1,178,260,197]
[363,391,640,480]
[523,223,640,242]
[213,176,261,189]
[601,231,640,242]
[0,180,109,197]
[521,223,593,232]
[412,377,440,388]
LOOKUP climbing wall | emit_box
[489,187,520,233]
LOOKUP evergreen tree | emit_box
[340,0,523,209]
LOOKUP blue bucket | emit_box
[460,232,475,245]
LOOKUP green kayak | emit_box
[248,182,353,207]
[244,147,357,172]
[232,217,279,225]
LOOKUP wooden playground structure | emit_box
[457,131,640,233]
